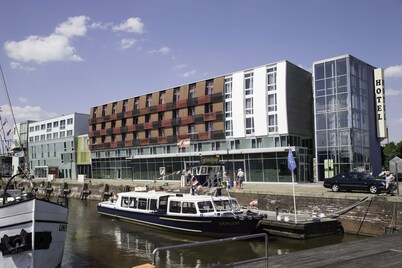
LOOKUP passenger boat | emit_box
[0,172,69,268]
[97,189,265,238]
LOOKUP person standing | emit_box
[385,171,396,196]
[237,168,244,189]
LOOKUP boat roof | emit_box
[118,191,236,202]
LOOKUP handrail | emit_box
[152,233,268,267]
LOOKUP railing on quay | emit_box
[152,232,268,267]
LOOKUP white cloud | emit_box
[18,97,28,103]
[3,16,90,64]
[0,104,58,122]
[182,70,196,77]
[4,34,83,63]
[386,88,402,96]
[148,46,171,55]
[120,38,136,49]
[10,61,36,72]
[55,16,89,38]
[385,65,402,78]
[172,64,187,70]
[113,17,144,34]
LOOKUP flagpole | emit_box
[291,170,297,224]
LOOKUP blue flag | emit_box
[288,148,297,171]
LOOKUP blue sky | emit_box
[0,0,401,142]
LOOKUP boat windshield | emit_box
[197,201,214,213]
[213,198,241,212]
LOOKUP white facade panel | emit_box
[253,66,268,136]
[276,61,288,134]
[232,71,245,138]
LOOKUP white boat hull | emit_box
[0,198,68,268]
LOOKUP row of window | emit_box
[93,80,215,118]
[29,118,73,132]
[29,130,73,142]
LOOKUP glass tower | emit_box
[313,55,381,180]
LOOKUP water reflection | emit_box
[62,199,366,268]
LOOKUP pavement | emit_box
[41,178,402,201]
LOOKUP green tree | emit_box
[382,141,402,170]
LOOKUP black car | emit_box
[323,171,387,194]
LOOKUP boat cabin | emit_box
[116,191,241,217]
[186,162,225,187]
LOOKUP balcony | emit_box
[197,95,211,104]
[144,122,152,129]
[181,116,193,125]
[158,137,168,144]
[112,127,120,134]
[176,99,187,108]
[100,129,107,135]
[204,112,216,121]
[127,125,136,131]
[161,119,171,127]
[110,113,117,120]
[110,142,119,148]
[198,132,211,140]
[140,138,150,145]
[157,104,167,112]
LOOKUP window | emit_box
[60,131,65,138]
[267,94,277,111]
[60,120,66,130]
[245,98,253,115]
[53,132,58,139]
[146,94,152,107]
[67,118,73,125]
[35,136,39,141]
[35,125,39,131]
[134,97,139,111]
[123,99,128,113]
[173,126,180,136]
[47,133,51,139]
[245,72,253,95]
[188,107,195,116]
[102,105,107,116]
[169,201,181,213]
[205,80,213,95]
[188,124,196,134]
[225,101,232,117]
[111,121,116,128]
[172,109,179,119]
[138,198,147,210]
[268,114,278,133]
[145,130,151,138]
[129,197,137,208]
[53,121,58,127]
[122,118,127,127]
[246,117,255,135]
[158,112,164,121]
[224,76,232,99]
[189,84,196,99]
[92,107,98,118]
[133,117,138,124]
[205,104,213,114]
[251,138,262,148]
[225,120,233,136]
[101,122,106,129]
[41,134,45,140]
[47,123,52,130]
[145,114,150,123]
[159,91,165,105]
[66,130,72,136]
[29,126,34,132]
[112,102,117,114]
[173,87,180,102]
[267,67,277,91]
[182,202,197,214]
[205,122,213,132]
[41,124,45,130]
[159,128,165,137]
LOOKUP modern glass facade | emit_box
[313,55,381,181]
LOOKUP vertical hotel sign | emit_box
[374,68,387,139]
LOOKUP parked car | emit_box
[323,171,387,194]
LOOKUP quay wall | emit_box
[30,179,402,237]
[230,192,401,237]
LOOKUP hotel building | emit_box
[89,60,314,183]
[313,55,384,180]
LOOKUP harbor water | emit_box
[61,199,367,268]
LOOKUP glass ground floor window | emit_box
[91,149,310,183]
